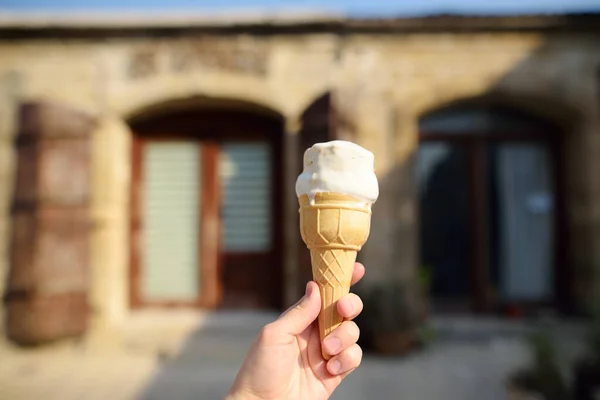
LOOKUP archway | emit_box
[418,101,567,314]
[296,93,334,285]
[128,102,285,310]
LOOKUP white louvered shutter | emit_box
[220,143,272,252]
[142,142,201,301]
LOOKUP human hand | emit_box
[225,262,366,400]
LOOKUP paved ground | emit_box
[0,312,587,400]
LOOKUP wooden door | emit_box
[218,141,281,309]
[130,109,283,310]
[130,137,220,308]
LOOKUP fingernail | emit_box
[305,282,313,297]
[328,360,341,375]
[324,336,341,355]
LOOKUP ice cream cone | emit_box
[299,192,372,359]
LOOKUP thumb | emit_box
[275,281,321,336]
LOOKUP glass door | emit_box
[219,142,277,308]
[419,104,562,313]
[130,138,220,308]
[490,143,555,302]
[418,143,471,309]
[141,141,201,302]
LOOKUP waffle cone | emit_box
[299,193,372,359]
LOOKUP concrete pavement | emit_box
[0,312,587,400]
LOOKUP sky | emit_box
[1,0,599,16]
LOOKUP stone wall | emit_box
[0,71,20,338]
[0,28,599,328]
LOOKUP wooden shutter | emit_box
[141,142,200,301]
[6,101,94,345]
[220,143,272,252]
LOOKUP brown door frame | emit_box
[128,110,285,310]
[419,130,568,313]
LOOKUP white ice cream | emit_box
[295,140,379,205]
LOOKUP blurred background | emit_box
[1,0,600,399]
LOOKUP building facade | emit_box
[1,14,600,332]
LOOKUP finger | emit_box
[326,343,363,376]
[278,293,306,319]
[307,321,326,370]
[337,293,363,321]
[274,281,321,336]
[350,263,365,286]
[322,321,360,357]
[278,280,318,319]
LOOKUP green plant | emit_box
[416,324,438,346]
[586,299,600,363]
[360,282,416,333]
[570,296,600,399]
[419,265,433,294]
[510,331,570,400]
[355,281,425,355]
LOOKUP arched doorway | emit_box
[297,93,334,286]
[128,106,284,310]
[418,103,567,313]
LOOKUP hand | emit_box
[226,262,366,400]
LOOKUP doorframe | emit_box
[128,109,285,310]
[419,129,569,313]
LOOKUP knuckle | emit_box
[290,296,308,313]
[293,301,306,312]
[345,294,358,308]
[345,321,360,340]
[351,344,363,367]
[259,323,279,343]
[338,344,363,374]
[355,297,364,313]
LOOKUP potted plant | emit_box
[572,300,600,400]
[508,331,570,400]
[356,282,421,355]
[417,265,433,322]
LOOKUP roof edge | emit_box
[0,12,599,34]
[0,10,344,28]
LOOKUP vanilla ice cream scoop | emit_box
[295,140,379,205]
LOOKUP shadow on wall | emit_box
[413,24,592,315]
[482,32,594,312]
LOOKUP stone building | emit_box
[1,12,599,334]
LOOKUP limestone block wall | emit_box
[336,33,600,310]
[0,27,598,329]
[89,117,132,328]
[0,71,21,337]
